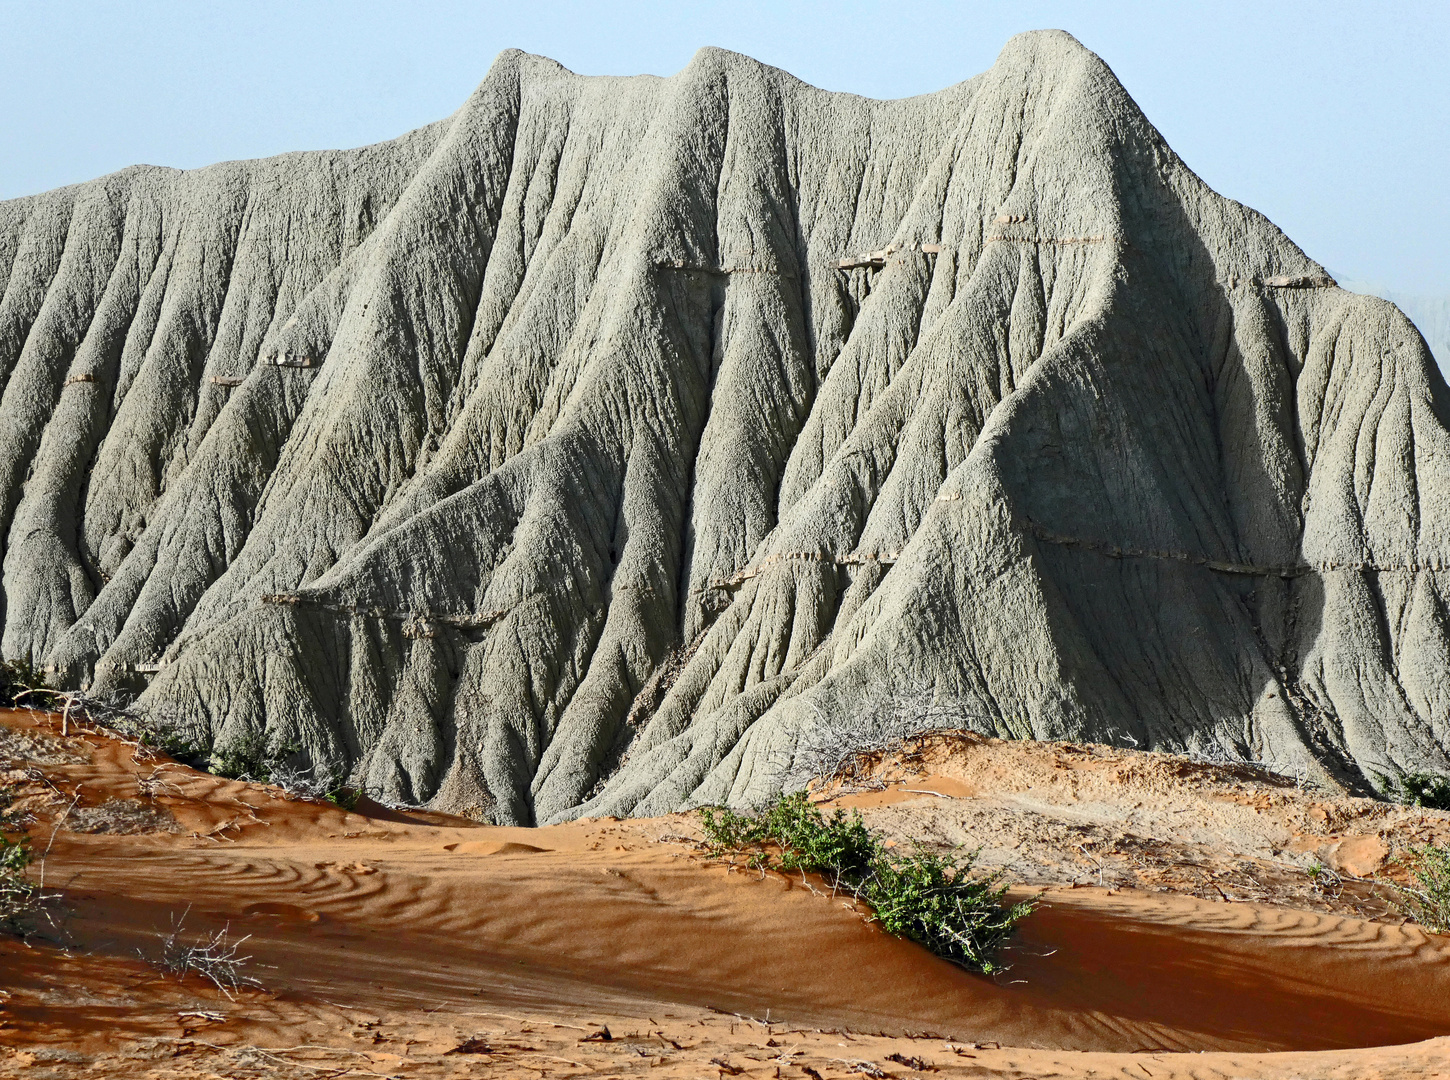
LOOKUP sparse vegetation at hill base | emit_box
[0,658,47,709]
[209,731,360,810]
[698,792,1034,974]
[0,834,43,935]
[1390,845,1450,934]
[0,786,46,935]
[1383,771,1450,811]
[0,665,360,812]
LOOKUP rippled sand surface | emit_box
[4,708,1449,1078]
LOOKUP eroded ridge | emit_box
[1,31,1448,824]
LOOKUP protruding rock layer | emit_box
[4,32,1449,823]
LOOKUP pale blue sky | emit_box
[1,1,1445,293]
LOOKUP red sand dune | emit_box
[3,708,1449,1078]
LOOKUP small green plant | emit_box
[324,784,361,811]
[0,658,50,709]
[0,786,20,829]
[1304,859,1343,898]
[1383,772,1450,811]
[0,834,38,933]
[1390,845,1450,934]
[697,792,1033,973]
[121,713,206,764]
[0,786,45,936]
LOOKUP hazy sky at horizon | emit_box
[1,1,1445,293]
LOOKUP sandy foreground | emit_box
[2,708,1449,1079]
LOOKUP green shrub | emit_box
[1391,845,1450,934]
[1385,772,1450,811]
[211,731,279,781]
[697,792,1033,973]
[149,729,206,763]
[123,714,206,764]
[858,845,1031,971]
[324,784,361,811]
[0,830,40,934]
[0,786,36,930]
[0,659,49,709]
[699,793,877,880]
[210,732,313,784]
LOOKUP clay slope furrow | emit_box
[3,31,1449,821]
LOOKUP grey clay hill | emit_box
[2,31,1447,825]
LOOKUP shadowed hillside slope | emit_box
[4,31,1449,824]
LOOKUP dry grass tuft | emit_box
[156,909,260,997]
